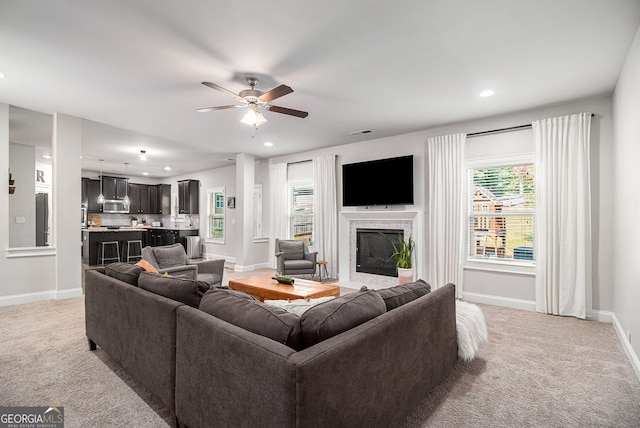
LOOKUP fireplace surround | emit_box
[339,210,419,289]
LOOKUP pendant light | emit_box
[123,162,130,206]
[97,159,105,204]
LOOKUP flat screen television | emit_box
[342,155,414,206]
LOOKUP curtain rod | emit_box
[466,113,595,138]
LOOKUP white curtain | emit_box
[533,112,592,319]
[427,133,466,290]
[269,162,288,268]
[313,155,338,278]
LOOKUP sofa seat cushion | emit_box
[264,296,336,316]
[280,240,304,261]
[138,271,209,308]
[199,288,304,351]
[377,279,432,311]
[153,244,187,269]
[196,273,221,286]
[283,260,314,270]
[104,262,144,286]
[300,290,386,346]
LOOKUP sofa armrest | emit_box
[289,283,457,427]
[85,269,183,412]
[176,307,297,428]
[304,251,317,263]
[188,258,224,276]
[158,264,197,279]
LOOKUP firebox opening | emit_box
[356,228,403,277]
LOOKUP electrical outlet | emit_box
[16,216,26,224]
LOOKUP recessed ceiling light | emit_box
[142,172,149,176]
[479,89,495,97]
[0,72,5,79]
[163,166,171,171]
[264,142,273,147]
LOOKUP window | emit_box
[289,182,313,245]
[468,163,535,264]
[207,188,225,243]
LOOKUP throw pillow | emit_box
[153,244,187,269]
[199,288,304,351]
[138,271,209,308]
[264,296,336,316]
[300,290,386,346]
[377,279,432,311]
[136,259,158,273]
[104,262,144,286]
[279,240,304,261]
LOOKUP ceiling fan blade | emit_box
[201,82,242,100]
[267,105,309,118]
[197,105,245,112]
[259,84,293,102]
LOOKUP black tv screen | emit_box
[342,155,414,206]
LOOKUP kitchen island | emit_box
[82,226,199,266]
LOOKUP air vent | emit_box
[349,129,374,135]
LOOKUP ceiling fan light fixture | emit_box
[241,107,268,127]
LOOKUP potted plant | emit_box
[381,233,415,285]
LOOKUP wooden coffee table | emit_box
[228,274,340,302]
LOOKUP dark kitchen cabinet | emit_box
[149,228,198,251]
[102,176,129,200]
[82,178,103,213]
[178,179,199,214]
[154,184,171,215]
[128,183,151,214]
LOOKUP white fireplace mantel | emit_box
[338,210,422,288]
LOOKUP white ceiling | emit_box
[2,0,639,178]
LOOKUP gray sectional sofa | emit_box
[85,263,457,428]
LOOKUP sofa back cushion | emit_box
[377,279,432,311]
[199,288,304,351]
[153,244,187,269]
[138,271,209,308]
[300,290,386,346]
[104,262,144,286]
[279,240,304,261]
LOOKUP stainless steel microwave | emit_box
[103,199,129,214]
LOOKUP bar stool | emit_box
[123,240,143,263]
[99,241,120,265]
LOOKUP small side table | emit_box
[316,261,329,283]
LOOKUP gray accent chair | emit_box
[142,243,224,286]
[275,238,317,277]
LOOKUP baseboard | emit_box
[589,309,613,323]
[0,289,82,307]
[56,288,83,300]
[462,291,536,312]
[612,313,640,383]
[203,253,235,264]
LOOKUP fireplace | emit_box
[356,228,403,277]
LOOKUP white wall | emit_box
[612,25,640,366]
[0,104,82,305]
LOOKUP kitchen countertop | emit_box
[82,226,198,232]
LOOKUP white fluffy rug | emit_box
[456,300,488,361]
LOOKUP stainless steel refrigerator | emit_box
[36,192,49,246]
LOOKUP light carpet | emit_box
[2,272,640,427]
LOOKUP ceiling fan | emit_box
[197,77,308,127]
